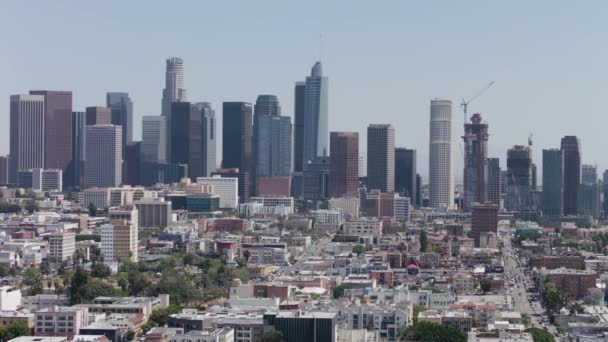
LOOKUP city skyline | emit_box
[3,2,608,183]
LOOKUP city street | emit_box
[500,232,559,337]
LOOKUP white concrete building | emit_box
[101,220,138,262]
[34,305,88,336]
[196,175,238,209]
[343,218,382,236]
[79,188,111,209]
[0,286,21,311]
[429,99,454,209]
[329,197,360,219]
[315,209,342,230]
[394,196,411,221]
[134,199,172,228]
[49,231,76,262]
[171,328,234,342]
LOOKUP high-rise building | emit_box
[101,220,138,262]
[17,168,63,192]
[603,171,608,217]
[293,82,306,172]
[254,96,291,179]
[505,145,533,213]
[395,148,417,205]
[582,164,597,185]
[484,158,501,207]
[531,163,538,190]
[198,102,217,177]
[30,90,73,184]
[429,99,454,209]
[0,156,8,185]
[302,62,329,165]
[106,92,133,158]
[542,149,563,218]
[84,125,122,188]
[561,136,581,216]
[70,111,86,189]
[125,142,141,185]
[85,106,112,125]
[161,57,187,116]
[367,124,395,192]
[222,102,253,202]
[142,116,167,164]
[462,113,488,212]
[416,174,422,207]
[472,202,498,247]
[330,132,359,197]
[303,156,331,202]
[9,94,45,184]
[170,102,212,180]
[49,231,76,262]
[578,182,600,219]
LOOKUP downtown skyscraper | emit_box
[462,113,488,212]
[253,95,291,180]
[541,148,563,218]
[222,102,253,202]
[29,90,73,185]
[301,62,329,166]
[505,145,533,213]
[561,136,581,216]
[9,95,45,183]
[106,92,133,158]
[429,99,454,209]
[161,57,187,116]
[330,132,359,198]
[395,148,417,205]
[84,125,122,188]
[367,124,395,193]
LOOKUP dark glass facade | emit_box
[395,148,417,205]
[542,149,563,217]
[561,136,581,216]
[222,102,253,202]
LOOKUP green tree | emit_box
[0,202,21,214]
[352,245,365,255]
[525,327,555,342]
[419,229,428,252]
[148,305,182,326]
[412,305,428,325]
[24,202,38,214]
[6,321,30,339]
[480,278,492,293]
[541,281,569,316]
[91,262,112,278]
[332,284,348,299]
[399,321,466,342]
[23,267,43,295]
[68,267,89,304]
[260,330,285,342]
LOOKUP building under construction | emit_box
[505,145,534,215]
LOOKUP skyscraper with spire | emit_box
[302,62,329,165]
[161,57,187,117]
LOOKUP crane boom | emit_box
[460,81,495,122]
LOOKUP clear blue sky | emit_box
[2,1,608,182]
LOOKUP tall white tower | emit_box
[161,57,187,116]
[429,99,454,209]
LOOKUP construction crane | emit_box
[460,81,495,122]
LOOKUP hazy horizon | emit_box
[3,1,608,183]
